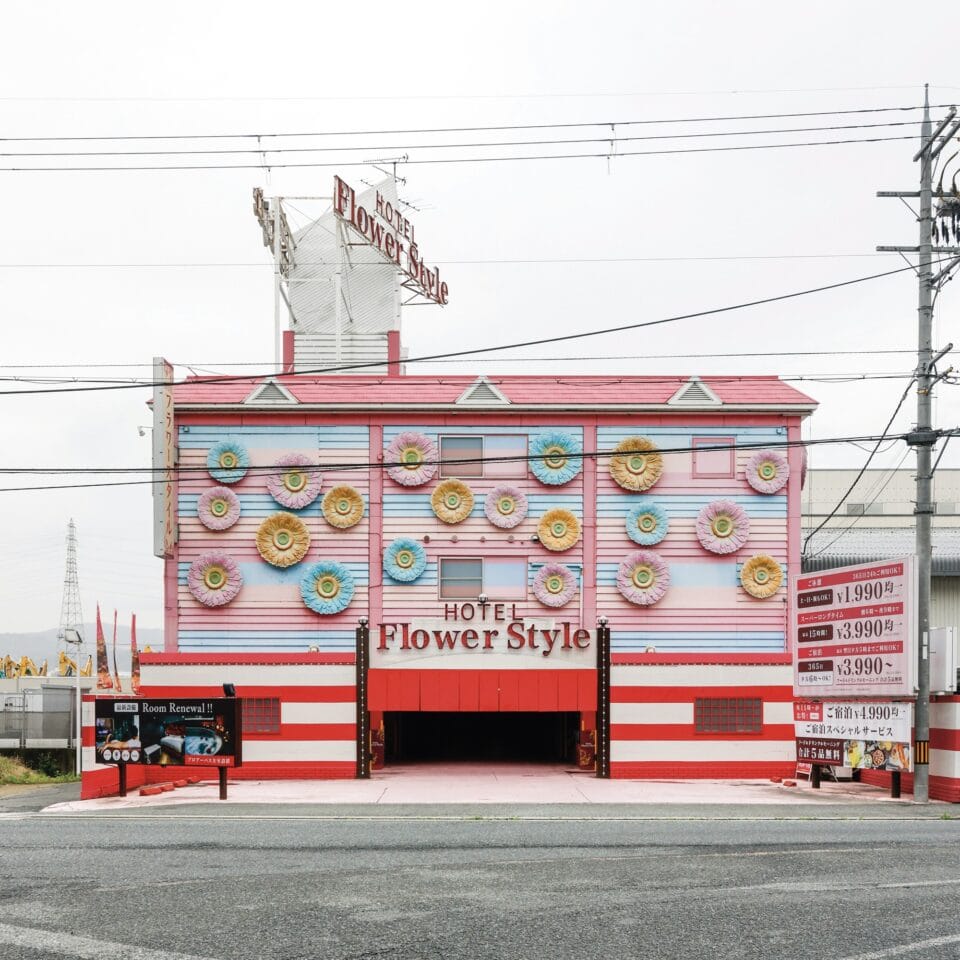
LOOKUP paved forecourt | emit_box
[40,763,953,815]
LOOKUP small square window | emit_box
[483,559,528,600]
[692,437,735,478]
[438,557,527,601]
[483,435,527,479]
[694,697,762,734]
[242,697,281,735]
[439,558,483,599]
[439,436,483,478]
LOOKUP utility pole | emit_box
[877,85,960,803]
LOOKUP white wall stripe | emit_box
[930,751,960,778]
[611,739,795,762]
[763,701,794,724]
[612,664,791,687]
[611,702,693,725]
[142,664,355,687]
[281,701,356,724]
[242,739,355,763]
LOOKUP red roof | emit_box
[172,374,816,410]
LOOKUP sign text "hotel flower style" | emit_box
[333,175,449,306]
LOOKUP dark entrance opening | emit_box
[384,711,579,764]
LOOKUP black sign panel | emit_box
[797,589,834,608]
[798,624,833,644]
[796,737,844,765]
[94,698,242,767]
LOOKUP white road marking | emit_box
[0,923,220,960]
[840,933,960,959]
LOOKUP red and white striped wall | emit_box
[859,695,960,803]
[610,654,795,779]
[81,652,355,799]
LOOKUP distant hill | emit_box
[0,623,163,675]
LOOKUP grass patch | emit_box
[0,755,79,785]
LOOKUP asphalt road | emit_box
[1,805,958,960]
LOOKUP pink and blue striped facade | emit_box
[88,373,821,791]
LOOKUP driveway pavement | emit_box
[40,763,951,817]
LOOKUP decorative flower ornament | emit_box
[384,538,427,582]
[431,479,474,524]
[696,499,750,555]
[207,440,249,484]
[625,500,669,546]
[385,431,438,487]
[197,486,241,531]
[617,550,670,606]
[609,437,663,492]
[187,551,243,607]
[322,486,364,529]
[484,485,528,529]
[537,509,581,552]
[740,554,784,599]
[266,453,322,509]
[255,512,311,568]
[299,560,355,614]
[744,449,790,494]
[529,432,583,486]
[533,563,577,608]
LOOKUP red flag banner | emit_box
[95,604,113,690]
[130,613,141,696]
[111,610,121,693]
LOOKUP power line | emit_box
[0,103,946,142]
[0,133,924,172]
[0,372,918,388]
[0,432,920,491]
[802,377,917,557]
[0,349,919,371]
[0,120,925,157]
[0,252,897,269]
[0,258,942,397]
[804,447,912,557]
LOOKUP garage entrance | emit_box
[384,711,579,764]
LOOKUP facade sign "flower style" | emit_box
[334,176,449,306]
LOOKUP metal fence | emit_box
[0,688,75,749]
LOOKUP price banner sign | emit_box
[792,558,917,697]
[794,701,913,772]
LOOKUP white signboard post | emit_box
[792,558,917,698]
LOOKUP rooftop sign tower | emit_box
[253,175,447,375]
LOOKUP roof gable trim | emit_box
[243,379,299,406]
[667,377,722,407]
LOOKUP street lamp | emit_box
[63,627,83,776]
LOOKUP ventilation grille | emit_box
[456,378,510,406]
[667,377,722,407]
[244,380,298,405]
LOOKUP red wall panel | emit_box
[368,669,596,712]
[478,672,499,711]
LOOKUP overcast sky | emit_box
[1,1,958,634]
